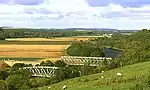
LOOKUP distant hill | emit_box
[65,28,118,31]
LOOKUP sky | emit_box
[0,0,150,29]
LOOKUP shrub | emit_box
[0,80,8,90]
[6,74,31,90]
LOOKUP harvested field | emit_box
[0,45,70,58]
[6,37,89,41]
[0,41,72,45]
[0,37,91,65]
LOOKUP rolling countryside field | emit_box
[0,45,69,58]
[0,37,91,66]
[40,61,150,90]
[5,37,90,41]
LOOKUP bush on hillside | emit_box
[6,74,30,90]
[0,80,8,90]
[40,60,54,66]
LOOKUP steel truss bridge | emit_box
[21,56,112,77]
[61,56,112,66]
[22,66,59,77]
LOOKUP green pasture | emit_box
[39,61,150,90]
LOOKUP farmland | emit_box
[0,37,90,57]
[0,45,69,58]
[0,37,92,66]
[0,30,149,90]
[5,37,90,41]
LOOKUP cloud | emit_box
[0,0,44,5]
[87,0,150,7]
[0,0,150,29]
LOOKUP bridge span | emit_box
[21,66,59,77]
[61,56,112,66]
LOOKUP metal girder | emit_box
[22,66,59,77]
[61,56,112,66]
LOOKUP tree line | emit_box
[0,58,121,90]
[0,28,105,40]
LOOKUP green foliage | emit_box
[12,63,32,71]
[39,62,150,90]
[94,65,108,73]
[30,77,50,88]
[129,74,150,90]
[2,29,102,38]
[6,69,32,90]
[10,69,32,78]
[81,63,94,76]
[55,68,66,81]
[6,74,30,90]
[87,30,150,65]
[1,30,150,90]
[12,63,26,71]
[0,30,5,40]
[40,60,54,66]
[0,69,10,80]
[109,59,121,69]
[0,80,8,90]
[54,60,66,67]
[67,43,104,57]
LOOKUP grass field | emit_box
[39,61,150,90]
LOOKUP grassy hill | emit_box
[39,61,150,90]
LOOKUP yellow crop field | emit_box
[6,37,89,41]
[0,45,70,58]
[1,37,92,66]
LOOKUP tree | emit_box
[110,59,121,69]
[54,60,66,67]
[0,80,8,90]
[0,31,5,40]
[67,43,104,57]
[0,69,10,80]
[29,77,50,88]
[142,29,147,31]
[6,74,30,90]
[81,63,93,76]
[55,68,66,81]
[12,63,26,71]
[40,60,54,66]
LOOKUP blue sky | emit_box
[0,0,150,29]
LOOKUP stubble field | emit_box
[0,37,90,66]
[0,45,70,58]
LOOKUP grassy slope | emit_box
[39,62,150,90]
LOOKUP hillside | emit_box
[39,61,150,90]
